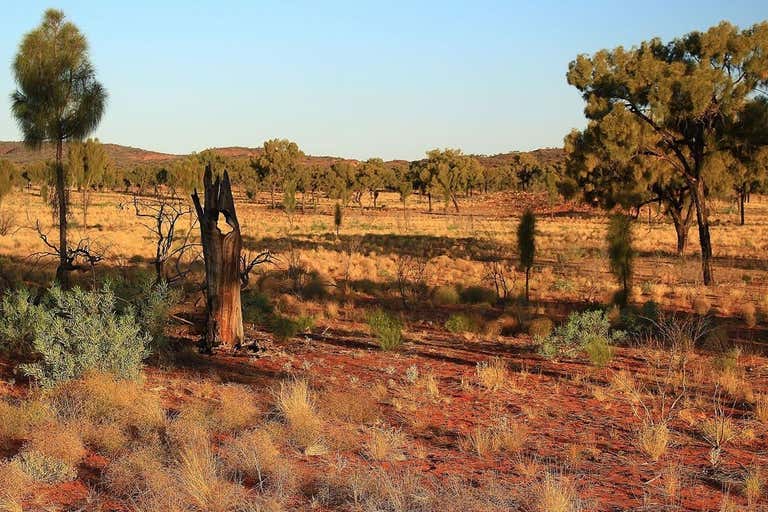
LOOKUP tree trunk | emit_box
[451,193,459,213]
[427,192,432,213]
[192,164,244,352]
[669,200,694,257]
[525,266,530,302]
[739,186,746,226]
[82,189,89,230]
[690,179,714,285]
[54,139,70,288]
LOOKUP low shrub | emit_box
[269,314,307,341]
[445,313,477,334]
[367,309,403,351]
[0,287,44,356]
[133,278,180,350]
[300,271,329,300]
[0,285,150,386]
[538,309,624,360]
[242,289,274,324]
[432,285,460,305]
[459,285,497,305]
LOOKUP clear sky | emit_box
[0,1,765,160]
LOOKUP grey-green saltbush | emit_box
[538,309,624,363]
[0,285,150,386]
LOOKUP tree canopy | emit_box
[567,21,768,285]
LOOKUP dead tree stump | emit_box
[192,164,244,352]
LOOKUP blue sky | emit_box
[0,1,765,160]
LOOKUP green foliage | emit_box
[607,215,634,305]
[459,285,496,305]
[133,279,179,351]
[334,202,343,235]
[269,314,314,342]
[11,9,107,150]
[367,309,403,351]
[242,289,274,323]
[517,210,536,269]
[566,21,768,285]
[583,336,613,367]
[538,309,625,360]
[445,313,476,334]
[0,286,149,386]
[0,288,44,356]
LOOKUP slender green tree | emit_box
[10,9,107,286]
[517,209,536,302]
[334,202,343,237]
[607,215,634,306]
[69,138,110,229]
[567,21,768,285]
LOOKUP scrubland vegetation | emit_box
[0,8,767,512]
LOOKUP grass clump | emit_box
[462,417,528,457]
[211,384,260,432]
[14,451,77,484]
[528,316,554,340]
[367,309,403,351]
[364,426,407,461]
[476,358,509,391]
[220,428,283,487]
[637,421,669,461]
[535,472,579,512]
[274,379,324,452]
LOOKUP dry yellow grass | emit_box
[535,472,579,512]
[743,467,763,505]
[23,423,86,467]
[274,379,324,452]
[212,384,261,432]
[2,189,765,317]
[476,357,509,391]
[176,443,248,512]
[219,428,291,494]
[47,371,165,438]
[0,460,31,512]
[364,426,407,461]
[637,421,670,462]
[320,389,381,425]
[462,417,529,457]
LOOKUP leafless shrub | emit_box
[483,258,517,300]
[394,254,429,306]
[0,209,18,236]
[128,195,201,284]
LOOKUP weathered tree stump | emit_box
[192,164,244,352]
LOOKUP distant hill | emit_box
[0,141,178,167]
[0,141,565,170]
